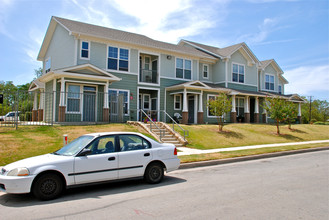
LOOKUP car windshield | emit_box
[53,135,94,156]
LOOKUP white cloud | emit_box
[284,65,329,99]
[60,0,229,44]
[0,0,15,38]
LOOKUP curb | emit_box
[179,146,329,169]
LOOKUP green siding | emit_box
[227,82,258,91]
[160,54,175,78]
[78,41,107,69]
[228,51,257,87]
[213,60,225,83]
[45,24,75,71]
[130,49,138,74]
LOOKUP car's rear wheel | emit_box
[32,173,63,200]
[144,162,164,184]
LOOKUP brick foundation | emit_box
[254,113,259,123]
[231,112,237,123]
[38,109,43,121]
[58,106,66,122]
[103,108,109,122]
[182,112,188,124]
[197,112,204,124]
[244,113,250,123]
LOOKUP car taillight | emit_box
[174,147,177,155]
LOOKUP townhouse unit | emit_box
[29,16,304,125]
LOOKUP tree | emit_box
[207,92,232,132]
[318,100,329,122]
[263,96,287,135]
[34,67,43,79]
[283,101,298,130]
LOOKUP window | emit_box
[80,41,89,59]
[174,94,181,110]
[143,94,150,110]
[108,46,129,72]
[278,85,282,94]
[236,97,244,117]
[232,63,244,83]
[176,58,191,79]
[203,64,209,79]
[207,95,216,117]
[87,136,116,155]
[67,85,81,113]
[45,58,51,73]
[109,89,129,115]
[119,134,151,152]
[265,74,275,90]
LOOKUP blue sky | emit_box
[0,0,328,100]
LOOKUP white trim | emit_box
[231,62,245,84]
[59,79,107,85]
[194,94,198,124]
[228,81,257,87]
[225,59,228,87]
[174,94,182,110]
[137,87,161,121]
[175,57,192,80]
[198,91,203,113]
[264,73,275,91]
[202,64,209,79]
[65,83,83,115]
[160,76,192,82]
[74,38,78,65]
[106,44,130,73]
[207,94,223,118]
[108,88,130,116]
[45,57,51,74]
[79,40,90,60]
[236,97,245,117]
[53,79,56,122]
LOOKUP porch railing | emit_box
[139,109,165,141]
[161,110,189,141]
[140,69,158,84]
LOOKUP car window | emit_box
[119,135,151,152]
[86,136,116,155]
[8,113,15,117]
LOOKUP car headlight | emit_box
[7,167,30,176]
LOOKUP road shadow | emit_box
[0,176,186,207]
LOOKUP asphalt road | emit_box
[0,150,328,220]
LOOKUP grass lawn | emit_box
[0,123,328,166]
[0,124,147,166]
[180,124,329,150]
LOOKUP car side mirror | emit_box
[77,148,92,156]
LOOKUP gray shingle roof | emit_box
[182,40,244,58]
[53,16,215,59]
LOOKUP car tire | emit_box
[32,173,63,200]
[144,162,164,184]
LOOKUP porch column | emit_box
[58,78,66,122]
[182,88,188,124]
[254,97,259,123]
[231,95,236,123]
[197,91,204,124]
[297,102,302,124]
[32,92,38,122]
[103,81,109,122]
[244,96,250,123]
[38,90,44,121]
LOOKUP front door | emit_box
[83,86,96,121]
[74,135,118,184]
[188,96,194,124]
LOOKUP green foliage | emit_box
[34,67,43,79]
[283,101,298,129]
[207,92,232,132]
[263,96,299,134]
[301,98,329,123]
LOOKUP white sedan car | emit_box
[0,132,180,200]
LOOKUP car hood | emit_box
[3,154,69,171]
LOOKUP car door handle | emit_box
[108,157,116,161]
[144,153,150,157]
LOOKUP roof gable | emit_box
[56,64,121,80]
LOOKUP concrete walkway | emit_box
[177,139,329,156]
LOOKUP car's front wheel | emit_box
[32,173,63,200]
[144,162,164,184]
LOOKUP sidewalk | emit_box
[177,139,329,156]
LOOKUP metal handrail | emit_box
[139,109,164,141]
[161,110,189,140]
